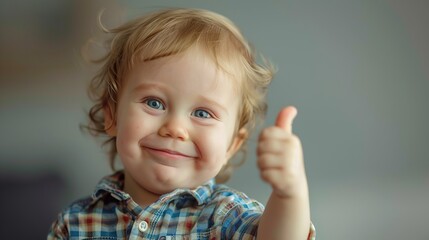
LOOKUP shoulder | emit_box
[51,194,99,226]
[48,194,121,239]
[57,191,122,220]
[48,172,125,239]
[61,195,97,215]
[47,195,94,239]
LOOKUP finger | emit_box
[257,137,291,155]
[258,126,291,142]
[257,153,284,169]
[275,106,298,134]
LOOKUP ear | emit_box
[103,104,117,137]
[226,128,248,160]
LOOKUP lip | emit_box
[143,146,195,159]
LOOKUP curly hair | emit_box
[83,8,275,183]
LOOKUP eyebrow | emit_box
[132,82,169,94]
[197,95,230,116]
[132,82,230,116]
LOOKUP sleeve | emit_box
[221,198,264,240]
[219,197,317,240]
[47,212,69,240]
[307,222,316,240]
[222,209,316,240]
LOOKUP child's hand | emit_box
[257,106,308,199]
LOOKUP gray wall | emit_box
[1,0,428,239]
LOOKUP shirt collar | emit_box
[92,170,216,205]
[158,179,215,206]
[92,170,130,201]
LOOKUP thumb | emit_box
[275,106,298,133]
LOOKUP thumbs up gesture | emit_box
[257,106,308,198]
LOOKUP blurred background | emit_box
[1,0,428,239]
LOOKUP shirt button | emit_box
[138,220,149,232]
[227,196,235,202]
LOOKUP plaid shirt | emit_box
[48,171,315,239]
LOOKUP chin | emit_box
[149,177,185,193]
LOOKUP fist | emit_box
[257,106,308,198]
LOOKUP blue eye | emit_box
[145,99,165,110]
[193,109,211,119]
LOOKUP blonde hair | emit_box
[84,8,275,182]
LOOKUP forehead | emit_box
[127,47,240,93]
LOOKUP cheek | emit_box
[195,128,230,165]
[116,110,155,152]
[117,117,142,141]
[115,123,140,159]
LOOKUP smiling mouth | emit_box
[144,147,195,159]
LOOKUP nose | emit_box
[158,115,189,141]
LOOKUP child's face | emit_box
[105,47,245,194]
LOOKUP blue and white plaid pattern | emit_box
[48,171,315,239]
[48,171,263,239]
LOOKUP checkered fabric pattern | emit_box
[48,171,315,239]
